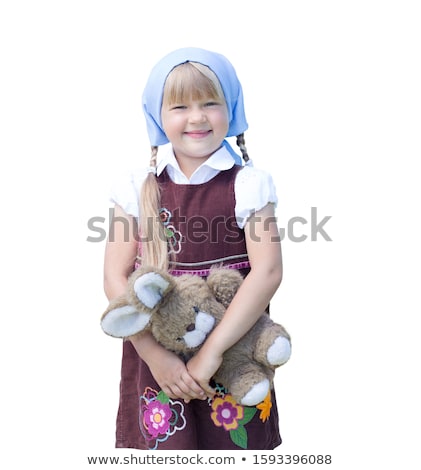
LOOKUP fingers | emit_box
[180,370,208,399]
[162,371,208,402]
[199,381,216,400]
[148,349,212,402]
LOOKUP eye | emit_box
[186,323,195,332]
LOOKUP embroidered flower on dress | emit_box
[143,401,172,437]
[166,224,182,254]
[159,208,171,225]
[256,391,272,423]
[210,394,244,431]
[139,387,186,450]
[159,207,183,254]
[209,384,266,449]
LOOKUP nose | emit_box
[188,105,206,123]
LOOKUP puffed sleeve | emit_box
[109,168,148,219]
[234,166,279,229]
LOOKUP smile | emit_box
[184,130,212,139]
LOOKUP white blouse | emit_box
[110,144,278,229]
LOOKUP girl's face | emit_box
[161,95,229,167]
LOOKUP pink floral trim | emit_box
[169,261,250,277]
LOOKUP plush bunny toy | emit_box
[101,266,291,406]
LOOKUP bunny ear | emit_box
[101,302,151,338]
[132,272,172,309]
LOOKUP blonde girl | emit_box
[104,48,284,450]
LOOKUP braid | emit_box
[150,146,158,169]
[139,146,169,270]
[236,133,249,163]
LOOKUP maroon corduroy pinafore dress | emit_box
[115,166,282,450]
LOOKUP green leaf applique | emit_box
[230,424,248,449]
[156,390,170,404]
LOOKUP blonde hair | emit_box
[139,62,249,271]
[163,62,225,106]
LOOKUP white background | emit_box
[1,1,420,468]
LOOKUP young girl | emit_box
[104,47,284,450]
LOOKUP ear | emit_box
[100,296,151,338]
[206,268,244,308]
[128,267,175,310]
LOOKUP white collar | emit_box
[156,144,238,184]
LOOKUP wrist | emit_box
[202,331,226,358]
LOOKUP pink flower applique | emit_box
[139,388,186,450]
[143,401,172,437]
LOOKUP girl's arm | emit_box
[104,204,207,402]
[186,202,282,391]
[104,204,138,299]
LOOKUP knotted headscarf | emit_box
[142,47,248,164]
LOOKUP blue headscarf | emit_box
[142,47,248,165]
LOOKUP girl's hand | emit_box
[186,349,221,399]
[146,346,208,403]
[130,331,207,402]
